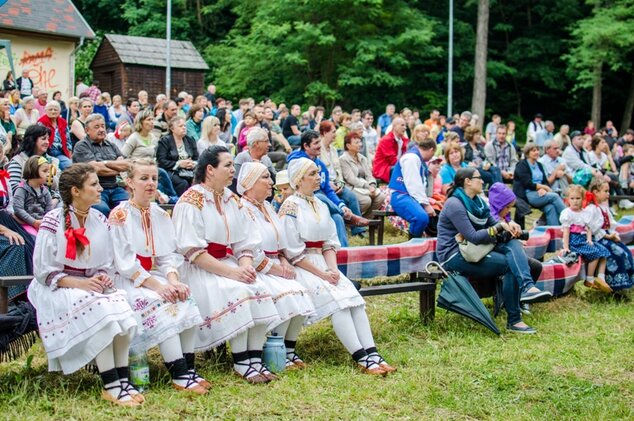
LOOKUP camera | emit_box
[496,230,529,243]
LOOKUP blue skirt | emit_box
[569,232,610,261]
[0,211,35,301]
[597,238,634,291]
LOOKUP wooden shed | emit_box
[90,34,209,101]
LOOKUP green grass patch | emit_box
[1,209,633,419]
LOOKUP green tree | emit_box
[207,0,440,110]
[567,0,634,132]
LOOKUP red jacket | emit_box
[38,114,70,158]
[372,131,409,183]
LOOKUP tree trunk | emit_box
[621,72,634,134]
[591,63,602,128]
[471,0,489,129]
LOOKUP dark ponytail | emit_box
[446,167,477,198]
[194,145,230,184]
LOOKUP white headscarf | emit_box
[237,161,268,195]
[287,157,316,190]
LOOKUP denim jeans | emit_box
[49,148,72,170]
[287,135,301,148]
[444,239,530,325]
[525,190,566,226]
[93,186,130,216]
[338,186,366,236]
[480,165,503,186]
[158,167,179,203]
[315,192,348,247]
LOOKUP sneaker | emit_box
[520,287,553,303]
[618,199,634,210]
[506,323,537,334]
[520,303,531,315]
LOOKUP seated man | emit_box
[388,137,437,237]
[538,139,572,195]
[72,113,130,216]
[484,124,518,182]
[287,130,368,247]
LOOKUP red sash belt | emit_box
[207,242,233,259]
[305,241,324,249]
[136,255,153,271]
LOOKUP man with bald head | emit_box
[372,116,409,183]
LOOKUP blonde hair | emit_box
[200,115,220,141]
[411,124,430,141]
[588,178,609,193]
[127,158,157,179]
[566,184,585,199]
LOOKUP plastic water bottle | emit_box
[129,346,150,392]
[262,335,286,373]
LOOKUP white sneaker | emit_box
[618,199,634,210]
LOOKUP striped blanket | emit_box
[336,217,634,297]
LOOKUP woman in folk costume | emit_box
[109,158,208,394]
[237,162,315,369]
[27,163,140,407]
[172,145,281,384]
[278,158,396,376]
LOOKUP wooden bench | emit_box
[0,275,32,314]
[358,272,442,324]
[371,210,397,246]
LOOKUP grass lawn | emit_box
[1,214,633,420]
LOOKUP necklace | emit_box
[294,192,321,222]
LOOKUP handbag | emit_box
[456,234,495,263]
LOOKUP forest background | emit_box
[74,0,634,137]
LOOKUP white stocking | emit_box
[331,309,363,355]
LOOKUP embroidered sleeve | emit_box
[108,206,128,226]
[179,189,204,210]
[45,271,67,291]
[184,247,205,262]
[279,200,298,218]
[173,193,208,259]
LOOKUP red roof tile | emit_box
[0,0,94,39]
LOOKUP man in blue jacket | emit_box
[287,130,369,247]
[389,137,437,237]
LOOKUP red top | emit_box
[372,131,409,183]
[38,114,70,158]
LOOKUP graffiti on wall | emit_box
[19,47,58,90]
[0,37,73,97]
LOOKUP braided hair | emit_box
[58,163,95,257]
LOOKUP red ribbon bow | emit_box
[583,191,598,208]
[0,169,9,179]
[64,227,90,260]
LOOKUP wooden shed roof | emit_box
[102,34,209,70]
[0,0,95,39]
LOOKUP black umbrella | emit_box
[425,262,500,336]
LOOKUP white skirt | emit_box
[179,256,281,352]
[294,253,366,324]
[258,257,315,323]
[114,271,203,352]
[28,280,137,374]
